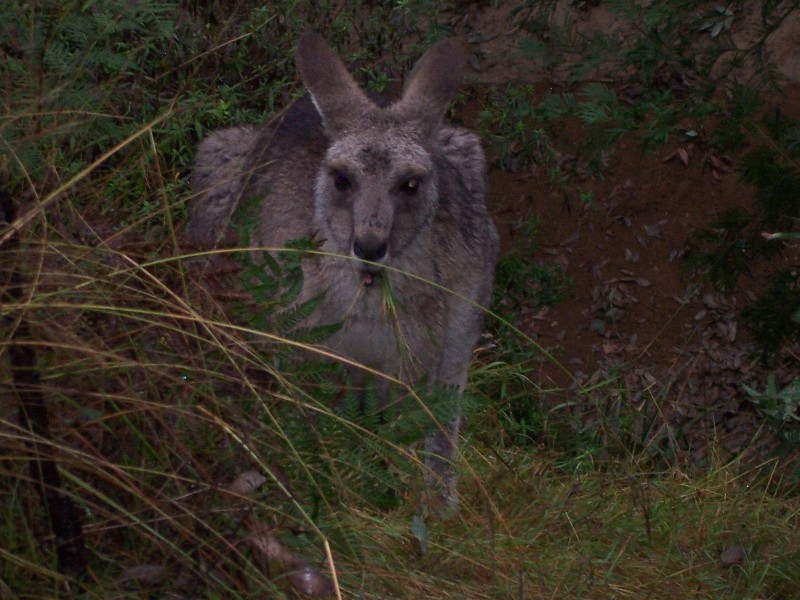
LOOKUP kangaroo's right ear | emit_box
[296,32,372,135]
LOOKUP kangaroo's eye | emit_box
[332,171,351,191]
[399,178,419,195]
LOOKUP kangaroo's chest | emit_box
[304,260,446,382]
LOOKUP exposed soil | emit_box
[455,2,800,460]
[489,120,800,459]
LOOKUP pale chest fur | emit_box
[302,252,447,383]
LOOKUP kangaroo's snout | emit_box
[353,236,387,265]
[352,233,388,287]
[352,205,391,276]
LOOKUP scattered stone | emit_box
[720,546,746,566]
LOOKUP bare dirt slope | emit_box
[456,2,800,459]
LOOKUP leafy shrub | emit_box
[743,375,800,444]
[690,110,800,357]
[489,1,795,170]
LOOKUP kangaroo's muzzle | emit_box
[352,235,387,286]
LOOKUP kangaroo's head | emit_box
[296,32,465,285]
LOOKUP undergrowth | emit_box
[492,215,574,315]
[690,110,800,360]
[1,1,800,598]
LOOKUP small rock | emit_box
[720,546,746,566]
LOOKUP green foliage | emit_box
[0,0,449,221]
[2,0,184,181]
[472,353,677,469]
[688,207,760,291]
[743,375,800,444]
[741,143,800,229]
[471,358,543,446]
[689,110,800,358]
[263,377,407,514]
[492,216,573,311]
[742,271,800,359]
[491,0,798,179]
[234,224,340,345]
[483,214,575,450]
[478,83,564,172]
[495,255,573,309]
[712,84,763,150]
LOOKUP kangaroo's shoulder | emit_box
[243,95,327,170]
[432,125,496,255]
[435,125,487,200]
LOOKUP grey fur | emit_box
[187,32,499,510]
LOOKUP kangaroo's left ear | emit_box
[392,39,465,130]
[296,31,374,135]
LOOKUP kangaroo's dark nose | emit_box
[353,239,387,263]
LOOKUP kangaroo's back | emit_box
[187,95,325,248]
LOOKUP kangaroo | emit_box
[187,32,499,510]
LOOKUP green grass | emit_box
[2,1,800,598]
[5,378,800,599]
